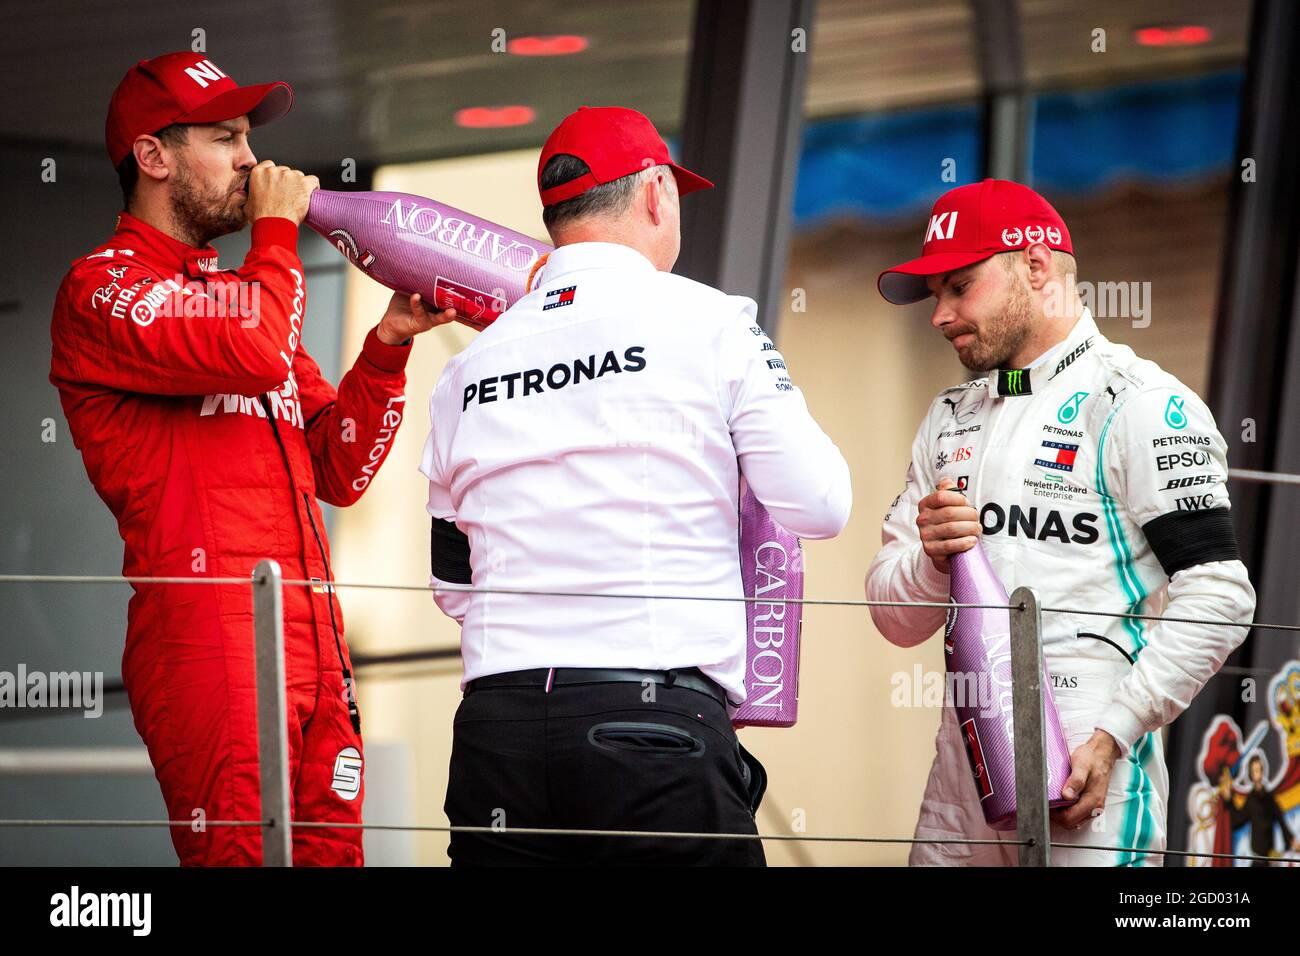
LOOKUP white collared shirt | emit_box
[420,241,851,699]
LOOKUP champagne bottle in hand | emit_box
[947,540,1074,828]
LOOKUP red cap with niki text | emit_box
[537,106,713,206]
[877,179,1072,305]
[105,51,293,166]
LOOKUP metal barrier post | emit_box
[1009,586,1050,867]
[253,559,292,867]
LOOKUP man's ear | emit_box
[133,135,171,185]
[645,171,665,227]
[1024,242,1053,291]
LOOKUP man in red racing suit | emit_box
[49,51,452,865]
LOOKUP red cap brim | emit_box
[541,162,713,207]
[877,250,997,305]
[179,81,294,128]
[670,163,713,197]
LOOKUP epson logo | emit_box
[1156,451,1211,471]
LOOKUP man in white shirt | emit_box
[865,179,1255,865]
[420,106,852,865]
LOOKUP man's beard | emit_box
[956,277,1034,372]
[169,159,246,246]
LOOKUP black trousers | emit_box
[445,670,767,866]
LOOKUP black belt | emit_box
[465,667,728,709]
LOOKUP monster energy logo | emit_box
[1000,368,1029,396]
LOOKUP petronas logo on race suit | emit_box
[1057,391,1089,424]
[1165,395,1188,430]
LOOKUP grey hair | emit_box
[541,154,675,232]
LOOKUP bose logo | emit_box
[1161,474,1217,490]
[925,211,958,243]
[183,59,228,89]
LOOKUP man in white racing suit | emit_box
[865,179,1256,866]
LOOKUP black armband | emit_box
[430,517,472,584]
[1141,508,1240,577]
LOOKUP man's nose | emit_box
[930,299,954,329]
[237,143,257,171]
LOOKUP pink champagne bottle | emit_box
[946,541,1073,828]
[732,480,803,727]
[309,188,803,727]
[305,189,553,330]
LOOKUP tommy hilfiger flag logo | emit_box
[1034,440,1079,472]
[543,285,577,310]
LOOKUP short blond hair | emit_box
[997,248,1077,277]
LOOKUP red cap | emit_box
[105,51,293,166]
[878,179,1073,305]
[537,106,713,206]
